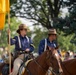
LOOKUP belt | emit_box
[16,50,29,54]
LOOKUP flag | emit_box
[0,0,10,30]
[6,0,10,13]
[0,0,6,13]
[0,13,5,30]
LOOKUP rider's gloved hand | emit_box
[25,48,30,52]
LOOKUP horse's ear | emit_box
[55,45,59,50]
[46,46,49,50]
[47,46,53,51]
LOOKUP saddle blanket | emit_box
[19,59,33,75]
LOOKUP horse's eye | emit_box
[51,56,54,59]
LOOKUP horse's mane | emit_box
[62,58,76,65]
[35,50,48,61]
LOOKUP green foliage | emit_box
[0,17,21,47]
[53,4,76,36]
[32,26,47,52]
[57,30,76,51]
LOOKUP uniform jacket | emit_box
[38,38,57,55]
[10,35,34,52]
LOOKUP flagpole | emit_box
[8,6,11,75]
[7,0,11,74]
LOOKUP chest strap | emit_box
[18,36,29,49]
[44,39,47,51]
[18,36,21,49]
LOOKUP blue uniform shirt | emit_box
[10,35,34,52]
[38,38,57,55]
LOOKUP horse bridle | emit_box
[47,50,63,75]
[34,59,48,73]
[34,59,59,75]
[33,50,60,75]
[21,51,62,75]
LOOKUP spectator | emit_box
[64,51,70,61]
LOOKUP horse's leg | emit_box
[10,58,23,75]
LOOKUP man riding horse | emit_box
[38,28,59,54]
[8,24,35,75]
[38,28,61,75]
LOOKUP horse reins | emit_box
[33,51,56,75]
[32,51,53,74]
[21,50,60,75]
[33,59,48,74]
[34,59,58,75]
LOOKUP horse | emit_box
[21,48,63,75]
[60,58,76,75]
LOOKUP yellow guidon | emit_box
[0,0,10,30]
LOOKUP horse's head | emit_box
[46,47,63,75]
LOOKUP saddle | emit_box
[17,53,34,75]
[18,59,33,75]
[13,50,34,59]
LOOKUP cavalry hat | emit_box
[48,29,57,35]
[16,24,28,33]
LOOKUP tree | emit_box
[69,5,76,33]
[10,0,76,29]
[32,26,47,52]
[57,30,76,51]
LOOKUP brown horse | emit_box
[60,58,76,75]
[21,48,63,75]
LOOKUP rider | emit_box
[9,24,34,75]
[38,28,59,55]
[38,28,60,75]
[64,51,70,61]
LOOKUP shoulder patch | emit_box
[30,44,35,48]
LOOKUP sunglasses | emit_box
[49,34,57,36]
[20,29,27,31]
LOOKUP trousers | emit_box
[10,54,28,75]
